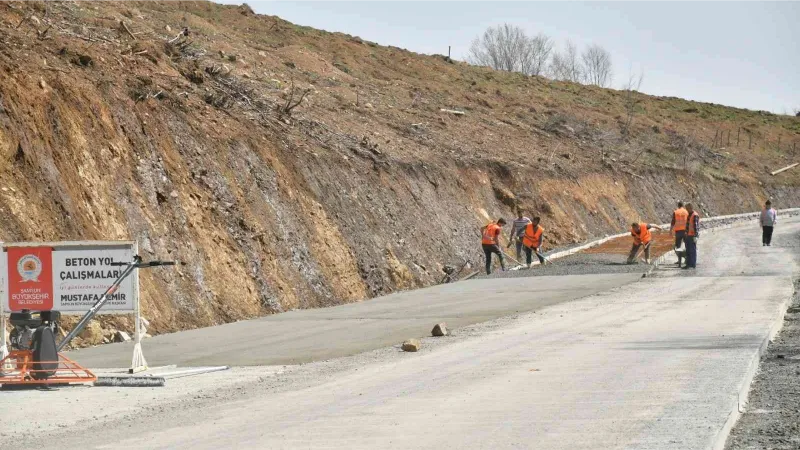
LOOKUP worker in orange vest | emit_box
[522,216,546,267]
[670,201,689,266]
[683,203,700,269]
[627,221,663,264]
[481,218,507,274]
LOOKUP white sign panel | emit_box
[2,241,137,314]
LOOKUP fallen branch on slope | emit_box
[770,163,798,176]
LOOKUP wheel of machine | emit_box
[31,327,58,380]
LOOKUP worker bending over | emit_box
[683,203,700,269]
[481,218,507,274]
[522,216,546,267]
[670,201,688,266]
[628,221,663,264]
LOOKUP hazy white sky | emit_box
[217,1,800,114]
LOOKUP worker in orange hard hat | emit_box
[627,221,663,264]
[481,218,507,274]
[670,201,689,266]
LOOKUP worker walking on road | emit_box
[760,200,777,246]
[522,216,546,268]
[683,203,700,269]
[507,210,532,261]
[628,221,663,264]
[671,201,689,266]
[481,218,507,274]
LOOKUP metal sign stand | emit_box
[0,305,7,361]
[129,241,148,374]
[130,264,148,373]
[0,245,6,361]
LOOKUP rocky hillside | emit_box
[1,1,798,339]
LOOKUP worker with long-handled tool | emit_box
[627,221,663,264]
[522,216,546,268]
[481,218,507,274]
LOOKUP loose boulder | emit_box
[78,321,104,346]
[401,339,420,352]
[431,323,448,337]
[116,331,132,342]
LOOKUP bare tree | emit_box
[468,25,553,76]
[526,33,554,76]
[620,69,644,137]
[469,24,528,72]
[549,40,583,83]
[582,44,613,87]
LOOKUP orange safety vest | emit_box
[482,222,501,245]
[631,223,652,245]
[522,223,544,249]
[686,212,699,236]
[673,207,688,232]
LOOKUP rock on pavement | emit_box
[431,323,448,337]
[402,339,421,352]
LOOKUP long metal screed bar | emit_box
[56,256,175,353]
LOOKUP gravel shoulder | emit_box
[725,282,800,450]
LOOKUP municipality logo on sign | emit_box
[17,254,43,282]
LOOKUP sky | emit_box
[216,1,800,114]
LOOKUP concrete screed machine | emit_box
[0,256,174,388]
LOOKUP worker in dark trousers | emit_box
[627,221,664,264]
[760,200,777,246]
[683,203,700,269]
[507,210,532,261]
[522,216,545,267]
[481,218,507,274]
[670,201,688,266]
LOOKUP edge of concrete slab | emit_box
[710,277,796,450]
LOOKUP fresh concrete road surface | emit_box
[68,272,640,367]
[9,218,800,450]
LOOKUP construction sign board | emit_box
[1,241,138,314]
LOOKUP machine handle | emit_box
[110,257,174,268]
[141,260,176,267]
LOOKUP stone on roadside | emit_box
[431,323,448,337]
[402,339,420,352]
[78,321,104,346]
[116,331,132,342]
